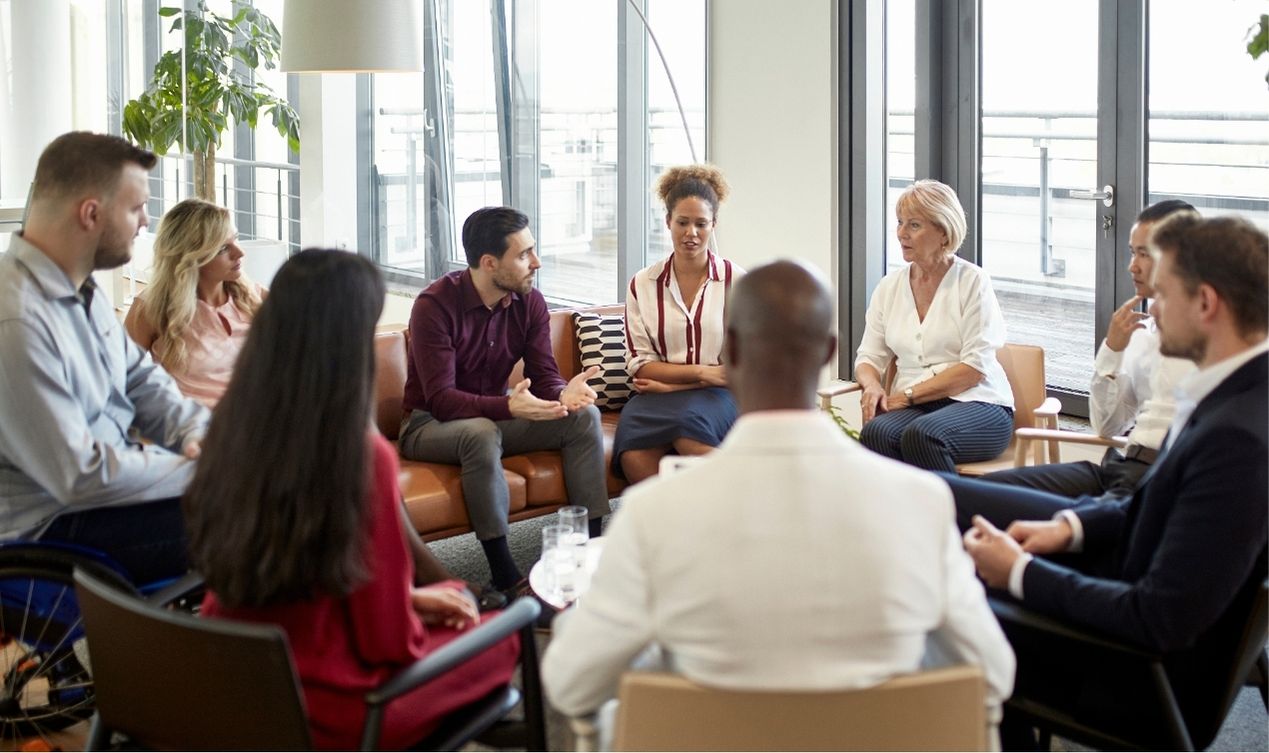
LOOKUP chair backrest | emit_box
[74,569,313,751]
[995,343,1046,431]
[611,666,986,752]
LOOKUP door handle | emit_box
[1070,184,1115,207]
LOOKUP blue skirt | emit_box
[611,386,738,478]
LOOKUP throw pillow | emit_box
[573,312,633,410]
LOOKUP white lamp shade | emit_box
[281,0,422,73]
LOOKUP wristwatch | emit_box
[904,387,915,405]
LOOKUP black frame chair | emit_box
[990,579,1268,751]
[74,568,544,751]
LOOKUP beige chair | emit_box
[818,343,1061,475]
[605,666,987,752]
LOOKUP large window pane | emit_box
[1148,0,1269,232]
[534,0,617,305]
[980,0,1098,394]
[885,0,915,270]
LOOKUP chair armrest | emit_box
[1015,428,1130,449]
[360,597,541,750]
[367,597,540,707]
[816,380,862,410]
[989,597,1158,660]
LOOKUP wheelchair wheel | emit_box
[0,549,134,741]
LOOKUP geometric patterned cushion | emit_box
[573,312,633,410]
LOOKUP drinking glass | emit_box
[540,523,580,605]
[558,506,589,548]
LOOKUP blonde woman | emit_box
[614,165,744,484]
[125,199,264,407]
[855,179,1014,471]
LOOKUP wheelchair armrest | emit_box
[366,597,541,708]
[989,597,1159,661]
[144,571,206,607]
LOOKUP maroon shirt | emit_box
[403,270,567,422]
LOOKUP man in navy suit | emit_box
[947,213,1267,749]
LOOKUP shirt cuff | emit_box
[1055,509,1084,552]
[1093,339,1125,377]
[1008,553,1034,600]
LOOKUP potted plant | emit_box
[122,1,299,201]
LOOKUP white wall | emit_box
[707,0,838,284]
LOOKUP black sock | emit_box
[481,536,522,590]
[589,516,604,538]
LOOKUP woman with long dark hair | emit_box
[183,249,518,750]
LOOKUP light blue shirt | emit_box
[0,233,209,537]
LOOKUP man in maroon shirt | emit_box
[400,206,609,590]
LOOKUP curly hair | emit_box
[656,164,730,219]
[142,199,262,372]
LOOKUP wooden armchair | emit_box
[818,343,1061,475]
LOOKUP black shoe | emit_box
[466,582,509,613]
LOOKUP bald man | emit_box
[543,260,1014,743]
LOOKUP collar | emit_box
[458,268,516,311]
[1175,338,1269,408]
[9,233,81,302]
[656,250,723,286]
[719,410,856,453]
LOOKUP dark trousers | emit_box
[981,447,1152,499]
[860,398,1014,472]
[35,497,189,585]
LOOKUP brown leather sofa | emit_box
[374,304,626,541]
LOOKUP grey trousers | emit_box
[399,406,610,540]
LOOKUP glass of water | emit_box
[541,523,580,605]
[558,505,589,547]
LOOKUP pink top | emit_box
[143,289,257,408]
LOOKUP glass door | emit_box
[978,0,1106,400]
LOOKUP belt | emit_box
[1122,443,1159,465]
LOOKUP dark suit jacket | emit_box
[1021,351,1268,738]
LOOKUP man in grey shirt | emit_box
[0,132,208,584]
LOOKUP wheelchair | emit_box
[0,540,200,741]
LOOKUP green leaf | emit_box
[157,6,179,17]
[1247,15,1269,59]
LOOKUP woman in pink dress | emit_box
[182,250,519,750]
[125,199,264,407]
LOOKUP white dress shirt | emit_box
[0,235,207,537]
[624,251,743,375]
[1089,320,1195,447]
[854,257,1013,407]
[543,411,1015,724]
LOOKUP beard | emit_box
[1158,329,1205,362]
[492,267,534,295]
[93,226,135,270]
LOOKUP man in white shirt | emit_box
[543,260,1014,743]
[950,214,1267,749]
[980,200,1195,498]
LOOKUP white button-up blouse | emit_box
[854,256,1013,407]
[624,251,743,376]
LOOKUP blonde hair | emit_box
[896,179,967,254]
[142,199,262,372]
[656,164,730,219]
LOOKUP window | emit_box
[1148,0,1269,232]
[368,0,708,305]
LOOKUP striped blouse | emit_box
[624,251,744,376]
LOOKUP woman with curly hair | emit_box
[124,198,264,407]
[613,164,745,483]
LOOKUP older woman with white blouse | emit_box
[855,179,1014,472]
[614,165,744,484]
